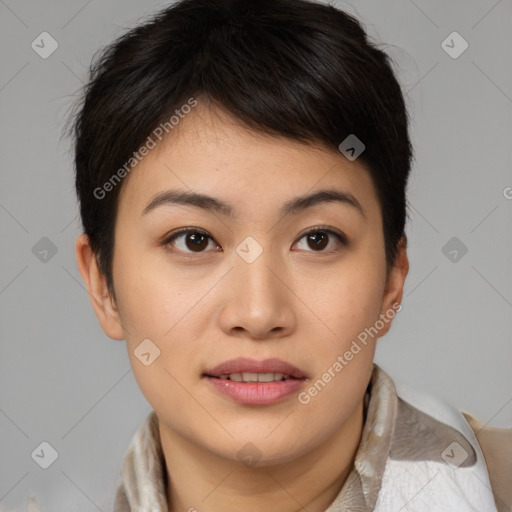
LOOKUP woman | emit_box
[65,0,511,510]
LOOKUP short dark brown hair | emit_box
[70,0,413,297]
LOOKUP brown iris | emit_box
[307,232,329,251]
[184,232,210,252]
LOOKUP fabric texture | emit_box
[372,380,498,511]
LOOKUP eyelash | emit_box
[162,226,348,255]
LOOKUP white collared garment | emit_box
[112,364,500,512]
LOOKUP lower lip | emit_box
[204,376,305,405]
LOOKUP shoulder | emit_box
[373,368,505,511]
[463,411,512,512]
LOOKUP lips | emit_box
[203,358,308,405]
[203,357,308,380]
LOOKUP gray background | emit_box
[1,0,511,510]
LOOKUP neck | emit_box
[159,399,364,512]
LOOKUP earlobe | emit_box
[75,233,125,341]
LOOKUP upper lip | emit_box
[204,357,307,379]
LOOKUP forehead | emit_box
[117,103,380,221]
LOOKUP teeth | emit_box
[217,372,292,382]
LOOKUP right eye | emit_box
[162,228,220,254]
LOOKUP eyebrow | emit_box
[142,188,366,221]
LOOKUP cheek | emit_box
[296,270,382,417]
[113,255,200,414]
[113,246,204,372]
[112,244,186,337]
[309,262,384,340]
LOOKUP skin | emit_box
[76,101,409,512]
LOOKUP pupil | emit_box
[309,232,327,250]
[187,233,208,251]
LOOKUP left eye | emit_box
[295,228,347,253]
[163,227,347,254]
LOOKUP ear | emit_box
[75,233,124,340]
[377,235,409,338]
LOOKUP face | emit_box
[80,101,407,466]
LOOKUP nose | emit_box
[217,246,297,340]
